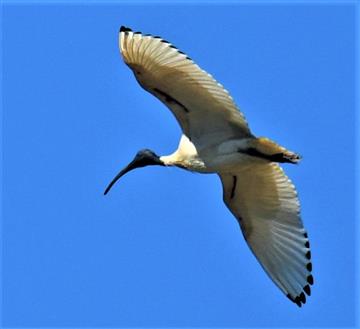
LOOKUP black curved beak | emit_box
[104,149,164,195]
[104,160,139,195]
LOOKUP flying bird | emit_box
[105,26,313,307]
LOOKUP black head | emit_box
[104,149,164,195]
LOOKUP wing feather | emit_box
[119,26,252,149]
[219,163,313,307]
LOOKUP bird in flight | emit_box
[105,26,313,307]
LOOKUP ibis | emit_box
[105,26,313,307]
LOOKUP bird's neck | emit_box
[160,135,208,172]
[159,153,182,167]
[160,153,207,172]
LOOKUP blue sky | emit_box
[2,1,358,327]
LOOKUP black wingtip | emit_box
[287,292,309,307]
[287,294,302,307]
[299,292,306,304]
[295,297,302,307]
[303,284,311,296]
[286,272,314,307]
[120,26,132,33]
[306,262,313,272]
[307,275,314,285]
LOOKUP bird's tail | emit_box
[250,137,301,164]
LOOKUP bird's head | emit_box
[104,149,164,195]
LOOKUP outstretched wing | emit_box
[219,163,313,307]
[119,26,252,150]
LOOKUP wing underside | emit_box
[220,163,313,307]
[119,26,252,149]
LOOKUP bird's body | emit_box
[105,26,313,307]
[161,134,300,173]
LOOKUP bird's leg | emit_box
[246,138,301,164]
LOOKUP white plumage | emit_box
[105,26,313,307]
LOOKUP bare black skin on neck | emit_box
[104,149,164,195]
